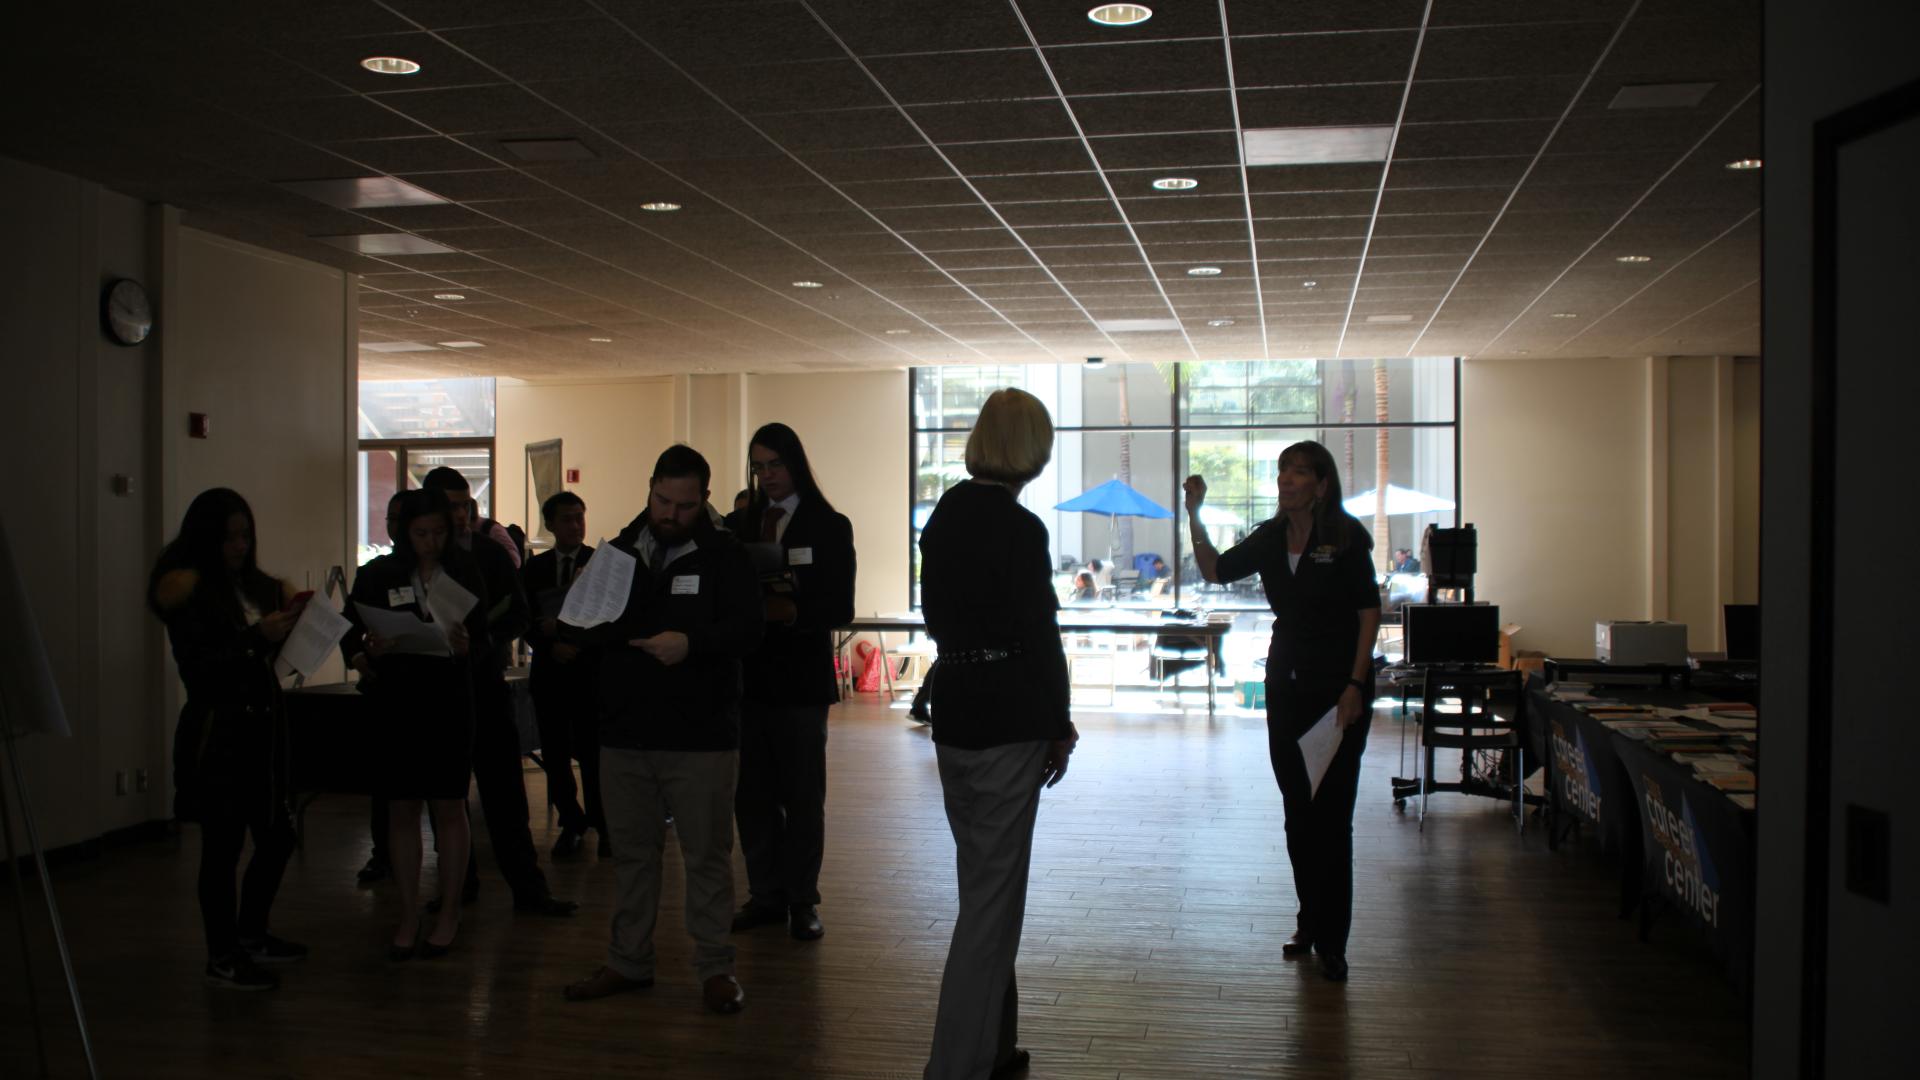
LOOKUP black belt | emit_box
[940,646,1021,665]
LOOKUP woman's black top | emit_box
[1214,517,1380,685]
[918,481,1070,750]
[152,569,289,823]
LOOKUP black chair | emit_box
[1415,668,1528,833]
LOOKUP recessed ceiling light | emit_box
[1550,312,1579,319]
[884,329,912,335]
[437,341,485,349]
[1725,158,1763,171]
[1242,125,1393,166]
[1087,4,1152,26]
[1613,255,1652,264]
[432,292,466,300]
[1365,314,1413,323]
[360,56,421,75]
[1151,177,1198,191]
[640,201,682,212]
[588,337,613,343]
[1206,318,1236,327]
[1302,280,1318,288]
[792,280,824,288]
[1187,267,1222,276]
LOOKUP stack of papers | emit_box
[1729,793,1756,810]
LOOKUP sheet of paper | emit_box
[279,599,351,678]
[354,601,451,657]
[423,571,478,631]
[1299,706,1345,799]
[560,538,634,629]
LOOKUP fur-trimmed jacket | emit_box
[152,568,293,823]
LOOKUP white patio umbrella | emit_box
[1343,484,1455,517]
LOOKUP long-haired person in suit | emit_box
[920,388,1077,1080]
[149,487,308,990]
[523,490,605,858]
[1184,441,1381,982]
[342,488,490,960]
[724,422,856,942]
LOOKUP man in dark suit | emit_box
[523,490,605,859]
[421,468,577,918]
[724,423,856,942]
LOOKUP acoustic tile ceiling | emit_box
[2,0,1761,378]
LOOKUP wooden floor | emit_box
[3,699,1749,1079]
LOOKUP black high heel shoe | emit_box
[388,929,420,963]
[420,921,460,959]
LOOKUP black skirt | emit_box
[365,655,474,800]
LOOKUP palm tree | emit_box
[1372,359,1391,574]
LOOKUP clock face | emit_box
[104,279,152,346]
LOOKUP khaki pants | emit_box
[924,740,1048,1080]
[599,746,738,983]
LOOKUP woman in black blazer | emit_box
[724,422,857,941]
[342,488,490,960]
[1184,441,1381,982]
[149,488,308,990]
[920,389,1077,1080]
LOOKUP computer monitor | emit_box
[1723,604,1760,661]
[1404,603,1501,666]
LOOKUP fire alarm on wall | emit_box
[565,468,581,483]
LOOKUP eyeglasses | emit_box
[749,458,787,476]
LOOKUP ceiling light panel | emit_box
[1095,318,1182,332]
[317,233,459,256]
[278,176,449,210]
[1607,82,1716,110]
[1242,126,1395,166]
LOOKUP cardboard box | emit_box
[1497,623,1524,669]
[1595,620,1689,665]
[1236,680,1266,710]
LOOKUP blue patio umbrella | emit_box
[1055,479,1174,575]
[1054,478,1175,519]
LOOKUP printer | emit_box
[1595,620,1689,665]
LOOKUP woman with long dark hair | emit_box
[920,389,1076,1080]
[724,421,856,942]
[1185,441,1381,982]
[149,487,307,990]
[342,488,489,961]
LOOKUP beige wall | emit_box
[497,369,909,618]
[0,158,354,850]
[1462,355,1760,657]
[495,378,674,544]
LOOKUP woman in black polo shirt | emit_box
[1184,441,1381,982]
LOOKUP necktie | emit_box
[761,505,786,543]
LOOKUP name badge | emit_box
[671,575,701,596]
[788,547,814,566]
[388,586,416,606]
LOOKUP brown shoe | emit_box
[564,965,653,1002]
[702,973,745,1014]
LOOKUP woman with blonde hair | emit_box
[919,387,1078,1080]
